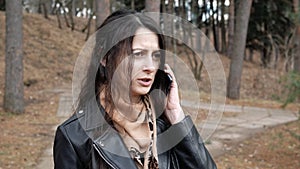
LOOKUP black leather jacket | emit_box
[53,108,217,169]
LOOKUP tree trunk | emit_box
[56,8,62,29]
[85,12,94,41]
[220,0,227,53]
[227,0,235,58]
[42,2,49,19]
[95,0,110,29]
[145,0,160,24]
[67,1,75,30]
[210,0,219,52]
[227,0,253,99]
[0,0,5,10]
[131,0,135,10]
[145,0,160,12]
[72,0,76,16]
[4,0,24,113]
[294,27,300,73]
[61,5,70,27]
[293,0,300,73]
[181,0,189,44]
[164,0,174,49]
[249,48,254,62]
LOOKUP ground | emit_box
[0,12,299,169]
[216,119,300,169]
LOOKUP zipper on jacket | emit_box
[93,143,118,169]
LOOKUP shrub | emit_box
[281,71,300,108]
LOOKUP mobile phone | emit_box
[164,72,173,95]
[150,70,173,95]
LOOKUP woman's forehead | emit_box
[132,27,159,50]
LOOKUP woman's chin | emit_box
[132,88,151,97]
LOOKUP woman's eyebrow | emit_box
[132,48,161,53]
[132,48,146,51]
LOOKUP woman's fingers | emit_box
[163,64,185,124]
[164,64,175,81]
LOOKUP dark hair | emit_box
[76,9,167,120]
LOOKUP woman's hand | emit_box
[164,64,185,124]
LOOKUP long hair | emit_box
[76,9,167,122]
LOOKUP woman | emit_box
[54,9,217,169]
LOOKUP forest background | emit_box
[0,0,299,169]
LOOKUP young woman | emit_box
[53,9,217,169]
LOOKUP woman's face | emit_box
[130,27,161,100]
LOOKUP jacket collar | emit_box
[76,101,138,169]
[93,127,138,169]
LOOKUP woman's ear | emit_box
[98,62,107,81]
[100,59,106,66]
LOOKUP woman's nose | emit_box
[143,55,156,73]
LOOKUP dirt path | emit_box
[36,91,299,169]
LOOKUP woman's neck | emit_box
[129,95,143,104]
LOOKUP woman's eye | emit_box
[152,51,161,59]
[133,51,144,57]
[132,50,161,60]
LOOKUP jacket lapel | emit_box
[94,127,138,169]
[77,100,139,169]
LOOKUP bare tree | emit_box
[4,0,24,113]
[0,0,5,10]
[293,0,300,73]
[145,0,160,12]
[145,0,160,24]
[227,0,235,58]
[131,0,135,9]
[220,0,227,53]
[163,0,174,49]
[294,31,300,73]
[210,0,220,52]
[227,0,253,99]
[95,0,110,29]
[66,0,75,30]
[38,1,48,19]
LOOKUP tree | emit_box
[123,0,145,11]
[246,0,294,69]
[293,0,300,73]
[145,0,160,24]
[210,0,220,52]
[163,0,175,49]
[294,43,300,71]
[95,0,111,29]
[4,0,24,113]
[0,0,5,10]
[145,0,160,12]
[227,0,234,57]
[220,0,227,53]
[227,0,253,99]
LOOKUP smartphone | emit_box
[164,72,173,95]
[150,70,173,95]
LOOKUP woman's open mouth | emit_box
[137,78,152,87]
